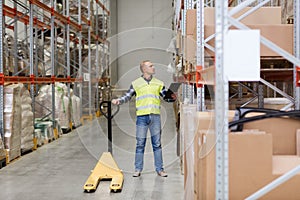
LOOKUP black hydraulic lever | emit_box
[99,101,120,154]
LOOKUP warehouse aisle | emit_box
[0,101,184,200]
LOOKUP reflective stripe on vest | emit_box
[136,94,160,101]
[132,77,163,116]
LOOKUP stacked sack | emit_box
[4,84,22,161]
[20,86,34,152]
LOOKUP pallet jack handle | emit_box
[99,101,120,154]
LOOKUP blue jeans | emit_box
[135,114,164,173]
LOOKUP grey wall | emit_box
[110,0,174,89]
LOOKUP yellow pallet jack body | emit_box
[84,152,123,192]
[83,101,123,193]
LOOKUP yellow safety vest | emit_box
[132,77,164,116]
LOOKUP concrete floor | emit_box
[0,101,184,200]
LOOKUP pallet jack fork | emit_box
[83,101,123,193]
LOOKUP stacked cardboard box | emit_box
[185,7,293,58]
[193,111,300,199]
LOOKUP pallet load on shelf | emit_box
[20,85,34,153]
[0,134,5,160]
[69,0,94,37]
[81,48,101,115]
[93,14,108,39]
[70,89,81,128]
[3,34,30,76]
[4,84,22,162]
[35,82,81,131]
[35,83,68,132]
[43,43,66,77]
[185,7,293,59]
[34,119,54,143]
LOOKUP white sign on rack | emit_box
[84,73,90,81]
[224,29,260,81]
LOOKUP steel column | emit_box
[29,1,36,130]
[88,0,92,116]
[51,0,56,126]
[196,0,205,111]
[215,0,229,199]
[294,0,300,109]
[0,0,4,140]
[95,4,100,112]
[78,0,83,117]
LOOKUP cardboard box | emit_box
[204,24,293,57]
[186,7,281,37]
[194,131,274,200]
[192,110,300,199]
[183,35,197,64]
[243,116,300,155]
[176,30,182,51]
[204,7,282,25]
[297,129,300,156]
[186,9,197,35]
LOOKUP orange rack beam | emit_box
[81,15,89,26]
[95,0,110,16]
[91,32,105,43]
[0,74,82,85]
[28,0,81,31]
[3,5,51,29]
[297,66,300,87]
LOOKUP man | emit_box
[111,60,176,177]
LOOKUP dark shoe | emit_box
[157,171,168,177]
[133,171,141,177]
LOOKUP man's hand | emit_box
[111,99,120,105]
[171,93,177,100]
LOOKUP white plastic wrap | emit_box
[181,104,197,200]
[71,94,81,127]
[0,135,5,158]
[4,84,22,160]
[21,127,34,150]
[20,85,34,151]
[21,111,34,129]
[35,83,72,129]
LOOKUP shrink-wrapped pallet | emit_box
[4,84,22,161]
[55,83,71,129]
[35,83,71,130]
[71,92,81,127]
[0,135,5,159]
[68,0,94,35]
[20,86,34,152]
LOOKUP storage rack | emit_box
[174,0,300,198]
[176,0,300,111]
[0,0,110,150]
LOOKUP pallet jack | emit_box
[83,101,124,193]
